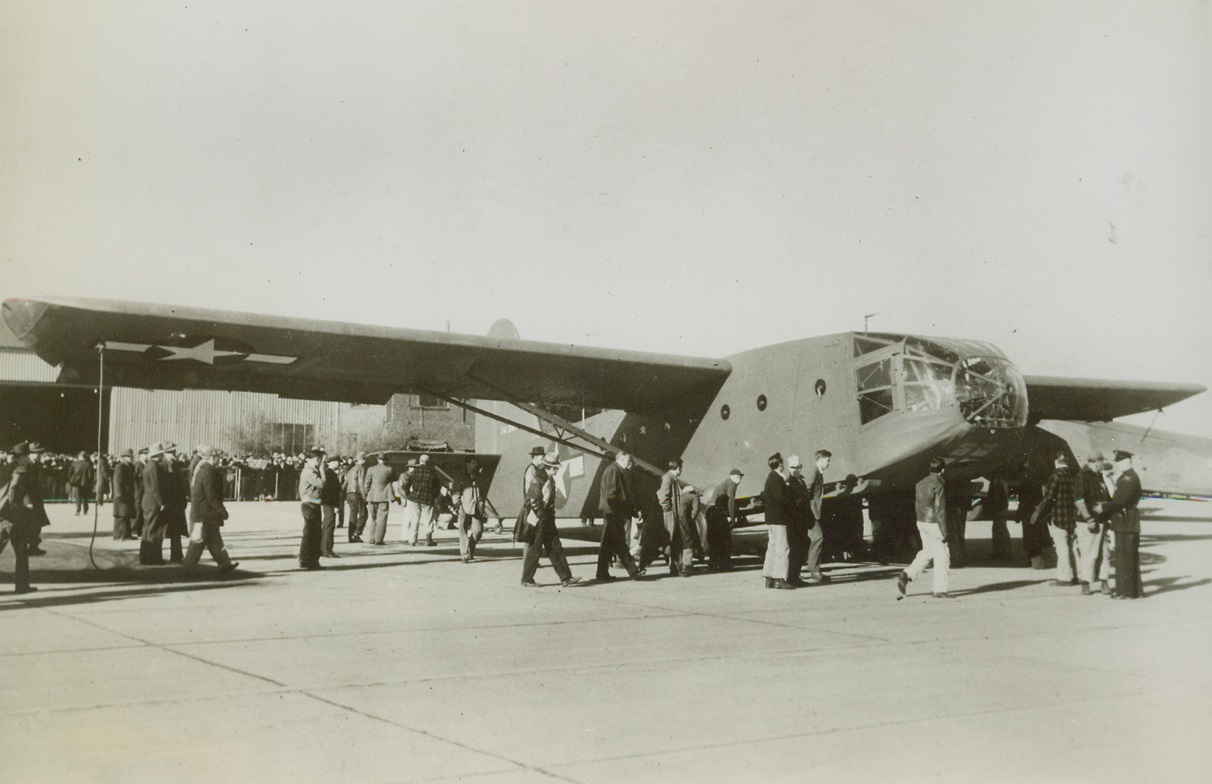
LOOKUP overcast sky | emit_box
[2,1,1210,435]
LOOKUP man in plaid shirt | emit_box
[1032,452,1079,586]
[404,453,440,547]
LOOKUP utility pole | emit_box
[863,313,878,334]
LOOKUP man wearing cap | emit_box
[185,446,239,574]
[320,455,343,559]
[762,453,795,589]
[362,453,394,545]
[139,442,176,565]
[404,453,440,547]
[343,452,368,544]
[520,451,580,587]
[658,459,699,577]
[1031,452,1079,587]
[897,458,952,599]
[596,450,643,581]
[1074,451,1113,595]
[704,469,743,572]
[0,442,44,592]
[111,448,137,541]
[1097,450,1144,599]
[298,447,326,569]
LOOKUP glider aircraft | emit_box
[3,297,1207,536]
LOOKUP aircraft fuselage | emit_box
[479,332,1030,518]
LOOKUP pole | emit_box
[88,343,105,570]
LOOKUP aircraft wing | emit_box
[1024,375,1206,422]
[2,297,731,411]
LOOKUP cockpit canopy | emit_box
[854,334,1028,429]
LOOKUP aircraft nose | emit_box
[955,354,1029,429]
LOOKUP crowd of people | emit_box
[894,448,1144,601]
[6,448,361,507]
[0,436,1146,599]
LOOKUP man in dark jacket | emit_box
[762,453,794,589]
[320,456,343,559]
[185,446,238,573]
[898,458,952,599]
[140,442,174,565]
[163,447,189,563]
[67,451,92,515]
[786,456,811,586]
[596,451,643,581]
[1074,452,1112,595]
[111,449,137,540]
[1097,450,1144,599]
[132,447,148,537]
[1,441,46,593]
[520,451,579,587]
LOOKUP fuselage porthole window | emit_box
[756,394,767,411]
[720,404,731,421]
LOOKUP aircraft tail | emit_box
[476,319,523,453]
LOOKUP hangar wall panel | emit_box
[0,350,60,383]
[108,388,341,454]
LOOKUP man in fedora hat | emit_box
[140,441,177,565]
[111,448,137,541]
[0,441,45,592]
[185,446,238,574]
[520,451,579,587]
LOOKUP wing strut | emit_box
[502,398,664,477]
[422,385,664,478]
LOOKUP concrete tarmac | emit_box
[2,499,1211,783]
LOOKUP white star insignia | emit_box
[159,339,245,365]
